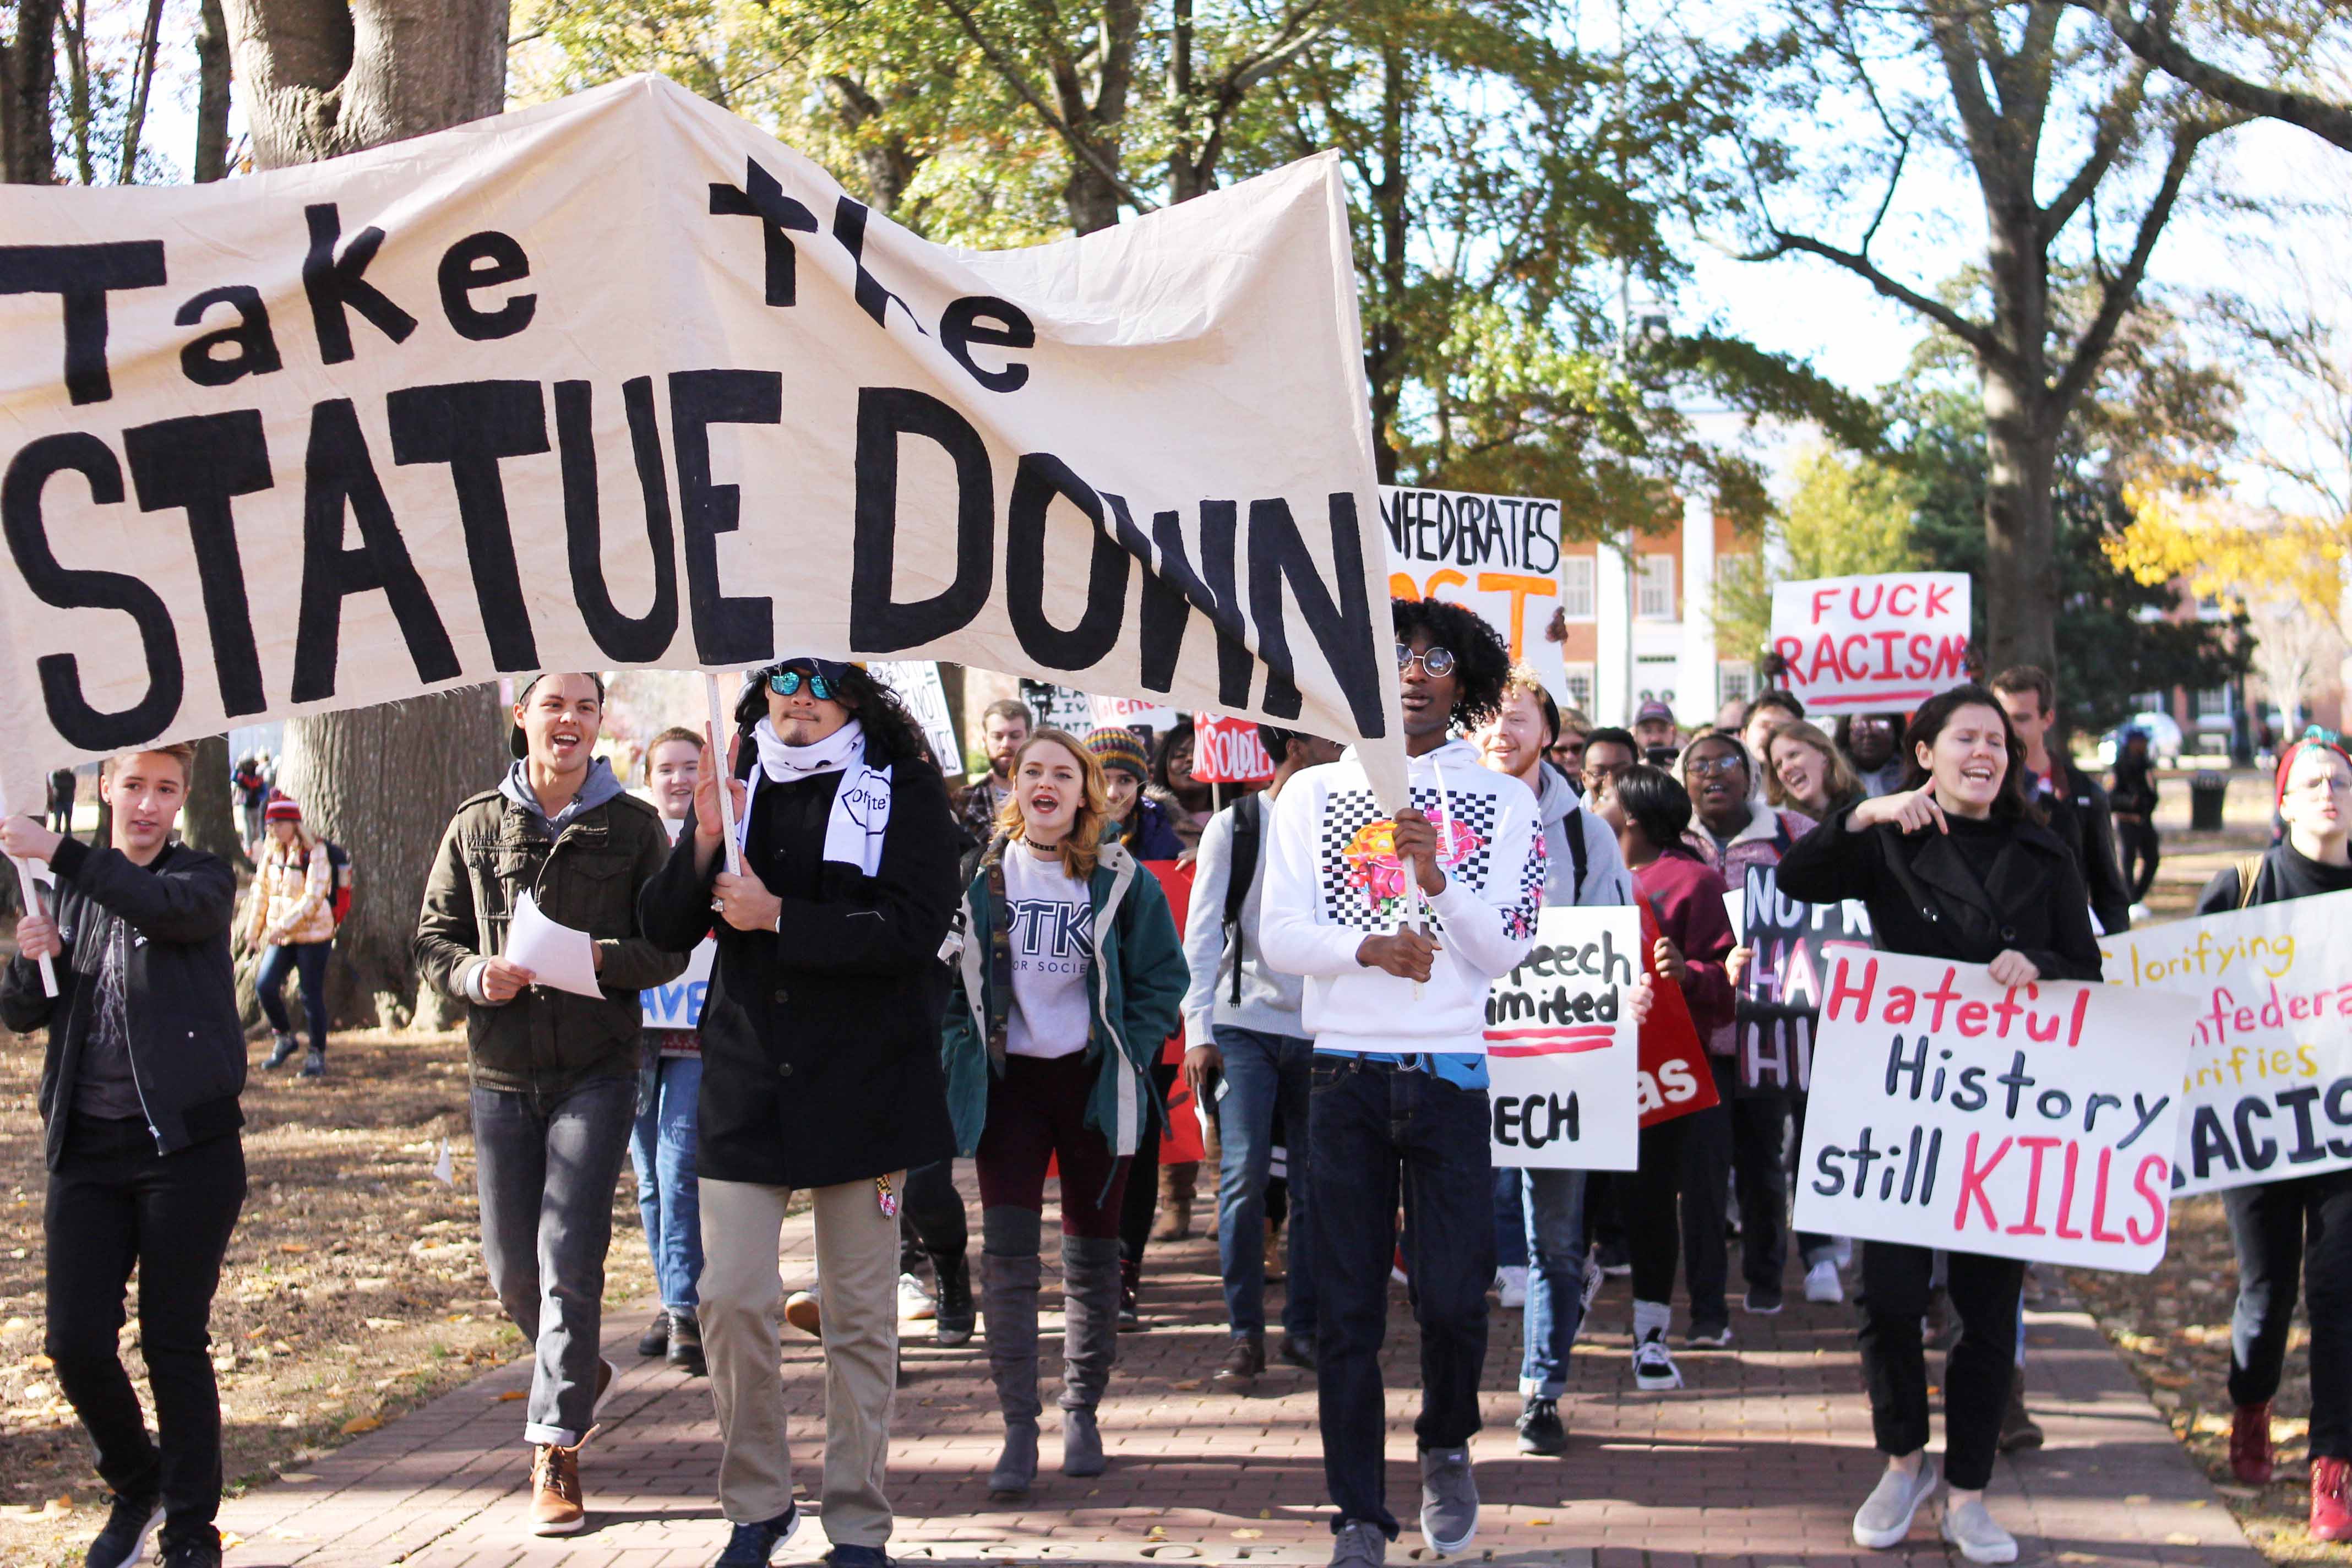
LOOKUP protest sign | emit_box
[869,660,961,775]
[1794,951,2190,1271]
[2100,888,2352,1195]
[1088,693,1180,739]
[1636,903,1719,1128]
[641,939,715,1030]
[1019,680,1097,736]
[1486,906,1641,1170]
[0,74,1408,814]
[1769,573,1971,715]
[1379,487,1565,698]
[1736,863,1875,1094]
[1193,713,1276,785]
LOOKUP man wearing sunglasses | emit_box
[639,656,961,1568]
[1260,600,1548,1568]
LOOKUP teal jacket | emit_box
[942,836,1189,1163]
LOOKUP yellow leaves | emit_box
[340,1413,384,1434]
[2111,483,2352,632]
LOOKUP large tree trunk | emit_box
[281,691,507,1028]
[1979,384,2061,676]
[224,0,512,1027]
[1,0,62,183]
[193,0,233,181]
[183,735,248,867]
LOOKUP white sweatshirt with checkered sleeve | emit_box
[1257,738,1545,1054]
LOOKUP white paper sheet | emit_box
[507,892,604,999]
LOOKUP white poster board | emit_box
[1487,906,1641,1170]
[1794,951,2190,1272]
[0,73,1411,815]
[641,939,716,1029]
[1379,487,1565,699]
[869,660,962,775]
[2101,889,2352,1194]
[1768,573,1972,715]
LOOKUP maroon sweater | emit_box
[1632,846,1737,1038]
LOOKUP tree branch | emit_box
[2049,118,2215,415]
[936,0,1158,214]
[2067,0,2352,151]
[1741,227,2010,371]
[2040,57,2149,241]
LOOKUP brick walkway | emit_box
[216,1180,2262,1568]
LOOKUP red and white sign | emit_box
[1793,950,2191,1272]
[1088,694,1180,737]
[1193,714,1276,785]
[1769,572,1972,714]
[1486,906,1641,1169]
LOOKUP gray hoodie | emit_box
[500,756,626,834]
[1534,763,1634,908]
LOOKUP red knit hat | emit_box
[264,792,301,824]
[2276,728,2351,811]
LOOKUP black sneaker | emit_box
[85,1493,164,1568]
[160,1537,224,1568]
[713,1501,799,1566]
[299,1046,326,1078]
[1276,1332,1319,1372]
[1516,1396,1567,1456]
[264,1031,300,1069]
[1743,1286,1784,1316]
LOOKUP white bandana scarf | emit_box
[739,717,895,877]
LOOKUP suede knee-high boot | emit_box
[1058,1234,1124,1477]
[982,1207,1044,1498]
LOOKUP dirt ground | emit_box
[0,1028,657,1566]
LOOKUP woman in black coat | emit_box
[1777,683,2103,1568]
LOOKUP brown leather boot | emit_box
[1152,1162,1197,1240]
[527,1440,586,1536]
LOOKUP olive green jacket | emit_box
[414,787,687,1093]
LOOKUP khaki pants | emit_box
[699,1174,904,1542]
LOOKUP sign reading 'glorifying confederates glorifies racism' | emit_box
[0,74,1413,811]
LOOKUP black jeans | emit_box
[46,1115,246,1552]
[1626,1102,1732,1326]
[2115,818,2161,904]
[2225,1169,2352,1457]
[898,1158,970,1270]
[1308,1057,1493,1539]
[1681,1058,1791,1300]
[1856,1241,2022,1489]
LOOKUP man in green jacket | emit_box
[414,672,686,1538]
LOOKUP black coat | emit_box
[638,728,959,1189]
[1775,801,2104,981]
[2047,760,2134,935]
[0,837,244,1170]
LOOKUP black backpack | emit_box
[1222,794,1265,1004]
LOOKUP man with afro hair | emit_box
[1259,596,1545,1567]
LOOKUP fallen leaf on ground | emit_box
[340,1414,383,1434]
[496,1390,527,1402]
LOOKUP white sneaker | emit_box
[1632,1327,1682,1390]
[1834,1236,1854,1268]
[1495,1265,1529,1309]
[1805,1260,1845,1303]
[898,1270,937,1321]
[1942,1495,2019,1564]
[1853,1456,1937,1548]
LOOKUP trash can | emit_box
[2190,771,2229,832]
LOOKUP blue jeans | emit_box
[1308,1056,1493,1539]
[630,1052,704,1314]
[1214,1026,1317,1339]
[1493,1170,1530,1270]
[471,1075,636,1447]
[1518,1168,1587,1397]
[254,940,330,1047]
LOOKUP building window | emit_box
[1720,662,1754,707]
[2195,686,2233,720]
[1636,557,1675,620]
[1561,556,1596,620]
[1563,663,1595,714]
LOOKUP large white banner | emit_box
[1794,951,2190,1272]
[2101,890,2352,1195]
[0,75,1407,813]
[1380,487,1565,698]
[1769,573,1971,715]
[1487,906,1641,1170]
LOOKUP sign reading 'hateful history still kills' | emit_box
[1794,951,2191,1272]
[0,75,1410,813]
[1485,906,1641,1171]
